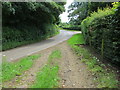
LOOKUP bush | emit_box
[81,3,120,65]
[62,25,81,30]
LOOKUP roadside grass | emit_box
[68,33,85,45]
[67,34,118,88]
[2,54,40,82]
[31,50,61,88]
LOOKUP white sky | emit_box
[59,0,74,23]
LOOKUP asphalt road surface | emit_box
[2,30,81,61]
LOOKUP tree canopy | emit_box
[2,2,66,27]
[68,2,112,25]
[2,2,66,51]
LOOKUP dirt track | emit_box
[3,41,96,88]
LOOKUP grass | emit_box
[2,54,40,82]
[67,34,118,88]
[31,50,61,88]
[68,33,85,45]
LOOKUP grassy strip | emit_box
[31,50,61,88]
[67,34,118,88]
[2,54,40,82]
[68,34,85,45]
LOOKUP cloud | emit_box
[59,0,74,23]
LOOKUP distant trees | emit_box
[2,2,65,51]
[68,2,112,25]
[60,2,112,31]
[59,22,81,30]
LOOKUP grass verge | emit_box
[31,50,61,88]
[67,34,118,88]
[2,54,40,82]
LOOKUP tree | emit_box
[2,2,66,50]
[68,2,112,25]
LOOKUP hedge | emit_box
[2,24,59,51]
[61,25,81,31]
[2,2,65,51]
[81,3,120,65]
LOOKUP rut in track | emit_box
[3,41,96,88]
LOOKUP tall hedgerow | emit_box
[81,2,120,65]
[2,2,65,51]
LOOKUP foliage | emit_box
[67,34,118,88]
[2,2,65,51]
[31,50,61,88]
[68,2,112,25]
[2,54,40,82]
[81,3,120,64]
[59,23,81,30]
[2,2,65,26]
[2,25,59,51]
[81,7,114,44]
[68,2,89,25]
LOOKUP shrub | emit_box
[59,23,81,31]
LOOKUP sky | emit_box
[59,0,74,23]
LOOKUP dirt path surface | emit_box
[3,47,53,88]
[58,42,96,88]
[3,41,96,88]
[2,30,81,62]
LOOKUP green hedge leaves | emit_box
[81,3,120,65]
[2,2,65,51]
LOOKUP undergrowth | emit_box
[31,50,61,88]
[67,34,118,88]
